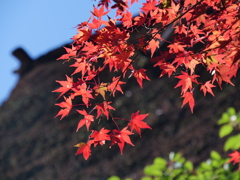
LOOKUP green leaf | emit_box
[210,151,221,160]
[184,161,193,171]
[227,107,236,116]
[125,178,133,180]
[218,112,230,125]
[231,171,240,180]
[144,165,162,177]
[108,176,121,180]
[173,152,182,161]
[141,177,152,180]
[219,124,233,138]
[224,134,240,151]
[200,162,212,171]
[211,160,221,168]
[236,114,240,123]
[153,157,167,170]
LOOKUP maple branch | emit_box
[107,0,205,99]
[113,117,130,121]
[110,113,121,131]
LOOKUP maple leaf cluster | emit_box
[54,0,240,159]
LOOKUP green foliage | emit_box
[219,124,233,138]
[217,107,240,151]
[224,134,240,151]
[109,151,239,180]
[108,176,121,180]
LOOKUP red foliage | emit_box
[54,0,240,159]
[228,151,240,171]
[228,151,240,165]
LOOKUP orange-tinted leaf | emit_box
[181,91,194,113]
[72,28,92,43]
[200,81,215,96]
[94,82,108,100]
[168,43,186,53]
[213,64,237,87]
[75,142,91,160]
[146,39,159,57]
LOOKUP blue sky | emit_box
[0,0,143,105]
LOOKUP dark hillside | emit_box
[0,45,239,180]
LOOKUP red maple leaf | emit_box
[121,11,133,28]
[141,0,157,13]
[95,101,115,119]
[184,0,197,7]
[200,81,216,96]
[54,96,72,120]
[153,55,176,77]
[175,71,199,95]
[128,111,151,136]
[146,39,159,57]
[52,75,73,99]
[114,50,133,74]
[168,42,186,53]
[70,58,91,76]
[181,91,194,113]
[75,142,91,160]
[132,68,150,88]
[81,41,98,56]
[228,151,240,165]
[71,83,93,107]
[88,18,103,29]
[72,27,92,44]
[107,76,126,96]
[90,127,111,146]
[57,46,77,60]
[76,110,94,131]
[174,25,188,35]
[110,127,134,154]
[213,64,237,87]
[91,6,109,18]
